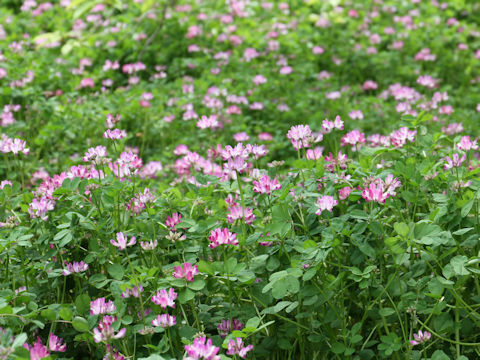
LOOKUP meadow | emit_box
[1,0,480,359]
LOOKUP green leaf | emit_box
[273,301,291,313]
[453,228,474,235]
[0,306,12,314]
[461,200,474,217]
[271,280,287,299]
[245,317,261,329]
[450,255,470,276]
[331,342,346,354]
[72,316,90,332]
[378,308,395,317]
[285,276,300,294]
[54,229,70,241]
[393,222,409,237]
[178,289,195,304]
[41,309,57,321]
[12,333,27,348]
[75,294,91,315]
[59,307,73,321]
[431,350,450,360]
[197,260,214,275]
[188,279,205,291]
[107,264,125,280]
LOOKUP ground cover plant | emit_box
[2,0,480,359]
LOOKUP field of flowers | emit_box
[2,0,480,359]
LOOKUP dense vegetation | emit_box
[1,0,480,359]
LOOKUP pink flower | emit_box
[227,205,256,224]
[456,136,478,151]
[165,212,182,229]
[253,75,267,85]
[315,196,338,215]
[24,338,50,360]
[103,128,127,140]
[152,288,177,309]
[279,66,293,75]
[339,187,352,200]
[93,315,126,343]
[80,78,94,88]
[361,176,401,203]
[217,319,244,338]
[306,147,323,160]
[62,261,89,276]
[322,115,343,133]
[252,175,281,195]
[417,75,438,89]
[106,114,121,128]
[139,161,163,178]
[444,154,466,170]
[243,48,259,62]
[286,125,312,150]
[410,330,431,346]
[121,285,144,298]
[208,228,238,248]
[83,146,108,163]
[0,180,12,189]
[28,197,55,221]
[110,232,136,250]
[312,46,324,54]
[258,132,273,141]
[439,105,453,115]
[140,239,158,250]
[341,130,366,149]
[362,182,386,203]
[390,127,416,148]
[187,25,202,38]
[415,48,436,61]
[184,336,220,360]
[233,132,250,142]
[362,80,378,90]
[383,174,402,197]
[48,333,66,352]
[0,136,29,155]
[442,122,464,135]
[90,297,116,315]
[172,262,199,282]
[227,338,254,359]
[152,314,176,328]
[197,115,219,129]
[349,110,364,120]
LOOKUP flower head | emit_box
[444,153,466,170]
[103,128,127,140]
[151,288,177,309]
[62,261,89,276]
[316,196,338,215]
[227,338,254,358]
[93,315,126,343]
[48,333,66,352]
[208,228,238,248]
[184,336,220,360]
[217,319,244,338]
[172,262,199,282]
[286,125,312,150]
[24,338,50,360]
[110,232,136,250]
[91,297,116,315]
[410,330,431,346]
[252,175,281,195]
[152,314,176,328]
[227,205,256,225]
